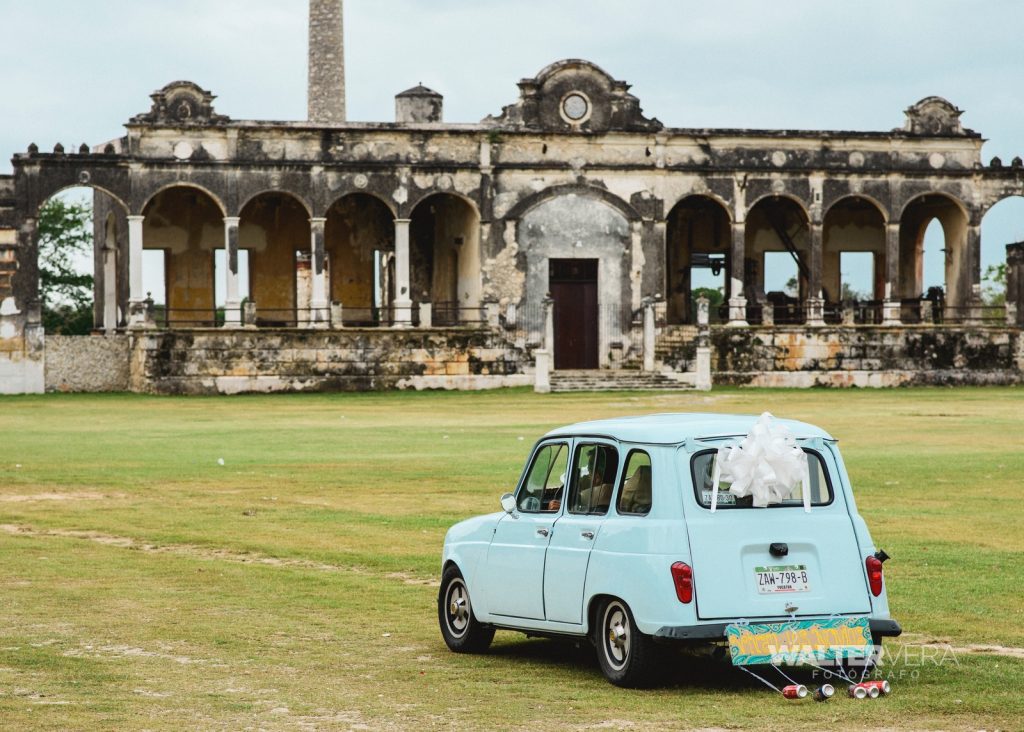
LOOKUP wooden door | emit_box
[550,259,598,370]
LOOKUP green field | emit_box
[1,388,1022,731]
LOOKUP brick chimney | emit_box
[308,0,346,123]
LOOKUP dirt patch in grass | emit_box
[0,523,439,587]
[0,492,122,503]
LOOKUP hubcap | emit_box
[446,580,470,636]
[604,604,630,669]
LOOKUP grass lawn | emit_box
[1,387,1022,730]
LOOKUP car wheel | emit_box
[438,565,495,653]
[594,598,661,687]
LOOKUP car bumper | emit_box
[654,617,902,642]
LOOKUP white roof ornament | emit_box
[711,412,811,513]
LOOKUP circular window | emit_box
[561,92,590,123]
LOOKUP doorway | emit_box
[550,258,598,370]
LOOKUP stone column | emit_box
[127,215,146,328]
[534,348,551,394]
[542,294,554,352]
[223,217,241,326]
[966,225,983,323]
[695,295,712,391]
[642,297,655,372]
[806,223,825,327]
[1006,242,1024,327]
[727,222,748,326]
[102,243,117,332]
[309,217,328,328]
[882,223,901,325]
[418,301,432,328]
[393,218,413,327]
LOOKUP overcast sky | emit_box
[2,0,1023,292]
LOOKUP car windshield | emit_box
[690,442,833,509]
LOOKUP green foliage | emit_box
[38,197,94,334]
[841,282,867,301]
[690,286,723,310]
[983,263,1007,306]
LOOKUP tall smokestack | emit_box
[308,0,346,123]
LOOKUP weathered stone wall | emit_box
[701,326,1024,386]
[45,335,131,392]
[129,328,530,395]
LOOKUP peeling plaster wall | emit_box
[518,193,632,364]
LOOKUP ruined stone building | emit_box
[2,0,1023,394]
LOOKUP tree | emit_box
[982,263,1006,306]
[38,198,94,335]
[840,282,866,302]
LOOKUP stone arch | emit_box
[238,191,312,324]
[31,185,126,334]
[238,189,313,219]
[405,188,480,220]
[979,193,1024,308]
[822,196,888,306]
[325,190,398,219]
[746,192,812,221]
[140,182,228,218]
[665,195,732,324]
[141,185,226,322]
[506,184,641,224]
[518,190,633,368]
[898,192,972,314]
[325,192,396,324]
[409,193,482,324]
[33,182,129,218]
[745,195,812,322]
[822,194,890,225]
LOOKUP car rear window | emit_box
[690,448,834,509]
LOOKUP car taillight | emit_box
[865,556,883,597]
[671,561,693,604]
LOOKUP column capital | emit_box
[223,216,241,226]
[127,214,145,223]
[394,218,412,225]
[309,216,327,224]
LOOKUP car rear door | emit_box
[681,441,871,621]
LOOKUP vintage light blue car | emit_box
[438,413,901,686]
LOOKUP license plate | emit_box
[755,564,810,594]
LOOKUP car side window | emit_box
[617,450,652,516]
[568,443,619,515]
[518,442,569,513]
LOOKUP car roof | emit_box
[543,412,834,445]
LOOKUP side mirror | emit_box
[500,492,517,514]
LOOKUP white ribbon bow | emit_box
[711,412,811,513]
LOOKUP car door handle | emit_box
[536,528,550,538]
[581,531,595,540]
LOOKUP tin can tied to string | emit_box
[781,684,808,699]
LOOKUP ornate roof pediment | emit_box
[902,96,967,136]
[131,81,230,126]
[485,59,661,133]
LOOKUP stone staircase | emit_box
[549,369,693,392]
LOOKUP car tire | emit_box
[438,565,494,653]
[594,598,661,688]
